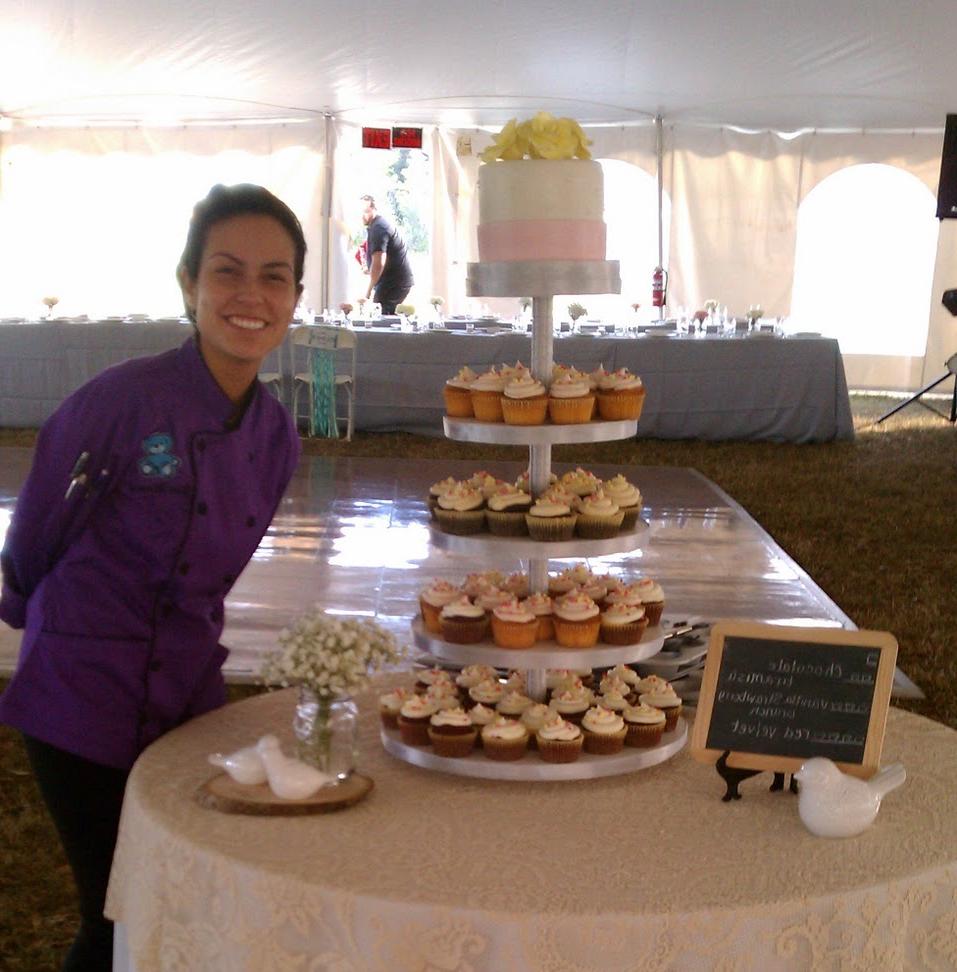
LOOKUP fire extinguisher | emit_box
[652,266,668,308]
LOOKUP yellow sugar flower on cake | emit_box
[481,111,592,163]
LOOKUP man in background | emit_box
[361,194,413,315]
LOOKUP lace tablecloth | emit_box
[106,680,957,971]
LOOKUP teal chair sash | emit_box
[310,346,339,438]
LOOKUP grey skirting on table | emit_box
[0,321,854,442]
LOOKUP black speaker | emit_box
[936,114,957,219]
[942,289,957,315]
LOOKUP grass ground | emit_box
[0,393,955,969]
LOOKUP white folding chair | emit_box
[291,325,358,440]
[259,334,285,399]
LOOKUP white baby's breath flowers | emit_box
[261,608,405,700]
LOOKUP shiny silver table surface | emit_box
[0,449,922,697]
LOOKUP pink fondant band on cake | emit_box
[477,220,606,262]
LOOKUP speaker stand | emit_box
[876,353,957,424]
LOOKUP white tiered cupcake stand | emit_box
[380,259,687,780]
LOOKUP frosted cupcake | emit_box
[419,579,463,633]
[598,689,631,715]
[515,468,558,493]
[427,476,459,517]
[469,677,507,710]
[490,598,539,649]
[456,664,498,702]
[547,570,580,598]
[598,671,634,699]
[502,572,530,598]
[504,669,527,693]
[581,705,627,755]
[475,587,514,614]
[597,368,645,421]
[435,484,485,535]
[601,475,642,530]
[443,366,478,417]
[575,490,624,539]
[427,707,478,757]
[481,716,529,761]
[600,603,648,645]
[462,570,504,597]
[536,714,584,763]
[560,468,602,498]
[439,596,489,644]
[414,666,456,694]
[425,681,462,712]
[623,703,666,747]
[468,703,497,745]
[502,373,549,425]
[485,486,533,537]
[496,690,535,720]
[397,694,437,746]
[552,591,601,648]
[633,578,665,626]
[547,371,594,424]
[469,368,507,422]
[525,498,577,542]
[522,592,555,641]
[548,685,593,725]
[607,663,641,692]
[379,686,413,729]
[639,683,683,731]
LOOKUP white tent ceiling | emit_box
[3,0,956,130]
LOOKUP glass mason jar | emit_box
[292,688,359,781]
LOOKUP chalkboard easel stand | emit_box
[716,751,797,802]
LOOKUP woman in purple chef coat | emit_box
[0,183,304,971]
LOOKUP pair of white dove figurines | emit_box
[208,735,334,801]
[794,757,906,838]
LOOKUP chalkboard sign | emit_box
[690,621,898,779]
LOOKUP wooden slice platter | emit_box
[196,772,374,816]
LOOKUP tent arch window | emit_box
[791,163,939,357]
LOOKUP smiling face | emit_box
[180,213,301,400]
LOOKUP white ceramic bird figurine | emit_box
[208,744,268,785]
[255,734,333,800]
[795,757,906,838]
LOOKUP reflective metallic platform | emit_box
[0,448,921,697]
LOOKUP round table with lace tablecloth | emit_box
[106,679,957,972]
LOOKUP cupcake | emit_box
[425,681,463,712]
[379,686,413,729]
[468,677,507,710]
[596,368,645,421]
[468,703,497,744]
[522,592,555,641]
[474,473,513,500]
[481,716,529,761]
[427,707,478,757]
[536,713,584,763]
[419,580,462,633]
[581,706,627,755]
[548,685,593,725]
[560,468,602,498]
[623,703,666,747]
[607,663,641,693]
[443,366,478,417]
[633,578,665,626]
[474,587,515,614]
[639,683,683,732]
[502,572,530,598]
[435,484,485,535]
[635,674,671,697]
[575,490,625,539]
[598,671,634,699]
[490,598,539,649]
[520,703,553,748]
[515,468,558,493]
[546,669,584,697]
[461,571,505,597]
[600,603,649,645]
[502,373,549,425]
[469,368,507,422]
[397,694,437,746]
[496,690,535,720]
[499,360,530,384]
[601,475,643,530]
[439,597,489,644]
[504,669,527,693]
[525,499,577,542]
[547,570,580,598]
[427,476,459,517]
[548,371,594,424]
[598,689,631,715]
[604,583,644,611]
[485,486,533,537]
[455,664,499,702]
[414,666,456,694]
[552,591,601,648]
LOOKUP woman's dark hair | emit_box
[178,184,307,321]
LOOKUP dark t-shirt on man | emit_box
[366,215,414,295]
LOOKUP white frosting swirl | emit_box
[456,664,497,688]
[527,499,572,519]
[504,374,547,399]
[440,597,486,620]
[438,485,484,512]
[496,691,534,716]
[482,717,527,742]
[548,373,590,398]
[520,703,553,731]
[446,366,478,390]
[420,580,463,607]
[430,707,472,728]
[634,578,664,602]
[487,489,532,512]
[602,475,642,509]
[469,679,506,705]
[468,703,496,726]
[400,695,437,718]
[624,703,666,725]
[577,491,620,517]
[582,706,626,734]
[601,603,646,625]
[599,368,643,391]
[640,686,682,709]
[470,369,506,393]
[493,599,536,624]
[538,714,582,742]
[554,591,600,621]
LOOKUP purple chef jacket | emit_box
[0,338,300,769]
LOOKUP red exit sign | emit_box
[392,126,423,149]
[362,127,392,150]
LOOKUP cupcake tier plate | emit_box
[443,416,638,445]
[429,523,648,558]
[380,719,687,781]
[412,618,664,669]
[466,260,621,299]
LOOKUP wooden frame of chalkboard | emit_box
[690,621,898,779]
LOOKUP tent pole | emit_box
[321,113,334,315]
[656,114,664,320]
